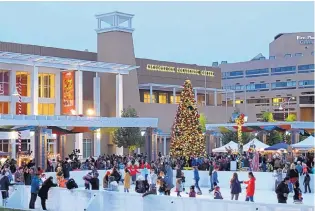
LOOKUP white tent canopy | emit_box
[243,138,270,151]
[291,136,315,149]
[212,141,238,153]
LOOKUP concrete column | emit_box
[10,70,16,114]
[233,91,236,107]
[194,89,198,102]
[163,136,167,156]
[93,74,101,157]
[10,137,16,159]
[75,70,83,157]
[60,135,66,159]
[149,84,153,103]
[55,71,61,115]
[31,66,39,115]
[173,88,176,104]
[214,90,217,106]
[30,131,35,155]
[116,74,123,155]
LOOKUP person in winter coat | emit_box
[214,186,223,199]
[211,167,219,192]
[273,168,283,191]
[83,172,92,190]
[14,167,24,185]
[103,171,111,189]
[303,172,311,193]
[128,164,140,185]
[276,177,290,203]
[293,181,303,203]
[111,167,122,184]
[288,163,299,192]
[230,172,241,200]
[29,173,41,209]
[62,161,71,179]
[0,170,11,206]
[148,168,158,192]
[189,185,196,197]
[175,178,183,197]
[135,175,149,194]
[208,161,214,192]
[24,168,32,186]
[89,173,100,190]
[241,172,256,202]
[56,167,63,186]
[38,177,57,210]
[124,168,131,193]
[193,166,202,195]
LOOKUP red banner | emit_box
[62,72,75,115]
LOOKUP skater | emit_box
[89,173,100,190]
[241,172,256,202]
[193,166,202,195]
[273,168,283,191]
[29,172,41,209]
[303,172,311,193]
[211,167,219,192]
[0,170,10,206]
[148,168,158,193]
[293,181,303,204]
[175,178,183,197]
[208,161,214,192]
[230,172,241,200]
[275,177,290,204]
[83,172,92,190]
[214,186,223,199]
[188,185,196,197]
[124,168,131,193]
[38,177,57,210]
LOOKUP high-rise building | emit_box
[220,32,314,122]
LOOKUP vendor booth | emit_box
[243,138,270,151]
[291,136,315,149]
[212,141,238,153]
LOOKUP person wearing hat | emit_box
[275,177,290,204]
[38,177,57,210]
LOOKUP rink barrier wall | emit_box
[5,186,314,211]
[45,170,315,191]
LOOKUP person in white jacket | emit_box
[148,168,158,192]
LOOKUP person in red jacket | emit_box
[241,172,256,202]
[128,164,140,185]
[140,162,151,170]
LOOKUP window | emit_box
[38,104,55,115]
[16,72,30,97]
[245,83,269,92]
[16,103,30,115]
[0,102,9,114]
[170,95,181,104]
[298,64,314,73]
[269,56,276,60]
[284,54,292,58]
[271,66,296,75]
[235,100,243,104]
[16,140,30,152]
[0,140,9,152]
[298,80,314,88]
[271,81,296,90]
[83,139,92,158]
[143,92,156,103]
[245,68,269,77]
[272,98,283,106]
[295,53,303,57]
[47,139,55,154]
[222,71,243,79]
[158,93,167,104]
[197,95,205,105]
[0,70,9,96]
[38,73,55,98]
[247,99,270,104]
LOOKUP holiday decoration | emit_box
[169,80,206,158]
[235,113,245,170]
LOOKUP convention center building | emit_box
[0,12,237,161]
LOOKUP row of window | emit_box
[235,97,297,106]
[0,71,55,98]
[224,80,314,91]
[0,102,55,115]
[222,64,314,79]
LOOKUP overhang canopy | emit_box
[0,51,138,74]
[0,114,158,128]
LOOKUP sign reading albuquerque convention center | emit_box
[62,71,75,114]
[146,64,215,77]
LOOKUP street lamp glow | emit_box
[70,109,76,115]
[279,105,283,110]
[87,109,95,116]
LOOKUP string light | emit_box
[235,113,245,170]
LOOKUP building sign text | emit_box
[297,35,314,45]
[146,64,215,77]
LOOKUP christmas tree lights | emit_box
[235,113,245,170]
[169,80,206,158]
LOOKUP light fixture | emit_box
[244,116,248,122]
[12,88,19,96]
[291,97,295,100]
[141,131,145,136]
[279,105,283,110]
[87,108,95,116]
[70,109,76,115]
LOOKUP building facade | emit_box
[0,12,236,160]
[220,32,314,122]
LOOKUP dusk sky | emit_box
[0,1,314,65]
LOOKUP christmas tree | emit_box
[169,79,206,158]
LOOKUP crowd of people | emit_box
[0,150,313,209]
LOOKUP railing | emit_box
[6,187,314,211]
